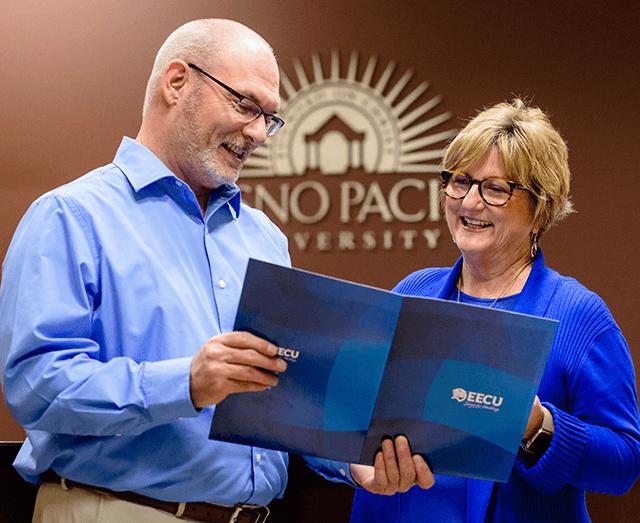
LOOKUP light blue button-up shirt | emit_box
[0,137,352,504]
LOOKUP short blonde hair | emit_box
[443,98,574,234]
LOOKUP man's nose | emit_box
[242,116,268,147]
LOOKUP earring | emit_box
[530,233,539,259]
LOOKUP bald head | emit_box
[142,19,276,117]
[136,19,280,208]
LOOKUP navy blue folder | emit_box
[209,259,557,482]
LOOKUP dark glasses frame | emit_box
[187,63,285,137]
[440,170,529,207]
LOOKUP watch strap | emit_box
[520,406,554,459]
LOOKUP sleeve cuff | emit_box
[339,462,358,487]
[141,357,200,423]
[515,402,590,495]
[302,456,359,487]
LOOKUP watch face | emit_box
[522,427,553,458]
[523,406,554,455]
[529,431,552,453]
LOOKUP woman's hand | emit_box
[350,435,435,495]
[523,395,546,440]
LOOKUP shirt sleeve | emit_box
[302,456,358,487]
[515,326,640,495]
[0,195,199,437]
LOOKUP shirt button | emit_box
[115,434,123,437]
[174,179,182,187]
[218,279,226,289]
[339,468,346,477]
[256,453,262,463]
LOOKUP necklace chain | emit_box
[457,261,532,308]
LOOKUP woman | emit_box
[351,99,640,522]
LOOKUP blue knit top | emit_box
[351,251,640,523]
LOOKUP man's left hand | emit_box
[350,435,435,495]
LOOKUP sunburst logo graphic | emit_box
[243,51,457,177]
[239,51,457,253]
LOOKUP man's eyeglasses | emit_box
[441,170,529,207]
[187,63,285,137]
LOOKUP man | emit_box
[0,19,433,522]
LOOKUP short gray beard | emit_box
[176,90,239,189]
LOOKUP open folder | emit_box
[209,259,557,482]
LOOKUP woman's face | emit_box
[444,146,536,265]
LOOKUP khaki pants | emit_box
[33,482,200,523]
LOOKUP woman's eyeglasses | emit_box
[441,170,529,207]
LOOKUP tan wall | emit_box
[1,1,639,520]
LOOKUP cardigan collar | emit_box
[436,250,562,317]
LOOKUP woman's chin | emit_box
[455,239,493,259]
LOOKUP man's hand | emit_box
[350,435,434,495]
[189,331,287,408]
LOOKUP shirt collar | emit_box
[112,136,242,219]
[113,137,176,192]
[207,184,242,219]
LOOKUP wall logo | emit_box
[451,387,504,412]
[239,51,457,253]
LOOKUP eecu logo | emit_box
[451,387,504,413]
[239,51,457,253]
[277,347,300,363]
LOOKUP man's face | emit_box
[174,50,280,192]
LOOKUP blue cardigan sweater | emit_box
[351,252,640,523]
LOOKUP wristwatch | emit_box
[520,406,554,461]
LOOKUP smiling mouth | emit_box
[461,216,493,229]
[222,142,248,161]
